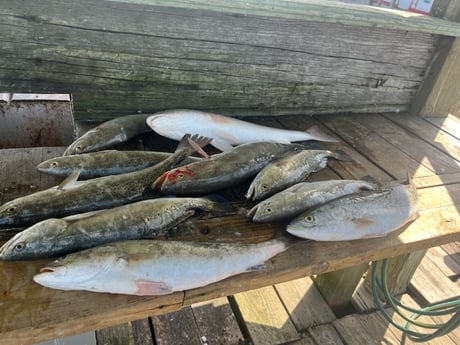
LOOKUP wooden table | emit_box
[0,113,459,345]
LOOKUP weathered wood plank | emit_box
[383,113,460,162]
[409,249,460,304]
[425,114,460,140]
[131,319,155,345]
[333,313,386,345]
[0,0,438,119]
[95,323,135,345]
[307,324,345,345]
[441,241,460,268]
[274,277,336,331]
[191,297,245,345]
[233,286,299,345]
[151,307,202,345]
[318,114,446,179]
[314,263,370,316]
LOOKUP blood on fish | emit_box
[210,113,233,124]
[166,167,195,182]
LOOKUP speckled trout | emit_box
[248,180,376,223]
[286,178,419,241]
[63,114,151,155]
[38,150,200,178]
[147,109,337,151]
[155,142,304,195]
[33,235,295,295]
[0,196,230,260]
[246,150,350,201]
[0,135,211,226]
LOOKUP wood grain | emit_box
[0,0,439,119]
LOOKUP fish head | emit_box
[153,166,196,194]
[286,205,349,241]
[0,218,69,260]
[33,245,122,291]
[246,168,282,201]
[36,158,73,176]
[249,200,273,222]
[63,124,125,156]
[0,199,24,225]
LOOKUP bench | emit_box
[0,1,459,344]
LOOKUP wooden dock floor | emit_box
[27,112,460,345]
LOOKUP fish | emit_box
[246,150,351,201]
[286,177,419,241]
[33,234,296,295]
[248,180,377,223]
[37,150,200,179]
[147,109,337,151]
[0,134,211,226]
[0,196,231,260]
[63,114,152,156]
[154,141,305,195]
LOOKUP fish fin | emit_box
[57,169,81,190]
[134,280,173,295]
[187,137,209,158]
[360,233,387,239]
[245,183,256,201]
[304,125,338,143]
[352,217,374,230]
[201,194,235,215]
[359,175,382,187]
[210,137,234,152]
[175,134,211,156]
[246,264,267,272]
[331,150,353,162]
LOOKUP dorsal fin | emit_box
[57,169,81,190]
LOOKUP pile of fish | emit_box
[0,110,419,296]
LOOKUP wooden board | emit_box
[191,297,245,345]
[0,114,459,345]
[131,319,155,345]
[95,323,135,345]
[151,307,202,345]
[425,115,460,140]
[233,286,299,345]
[0,0,441,119]
[274,277,336,331]
[307,324,345,345]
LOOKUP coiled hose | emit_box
[371,259,460,342]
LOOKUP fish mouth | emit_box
[246,204,259,220]
[152,173,167,193]
[39,267,56,273]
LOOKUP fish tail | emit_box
[202,194,235,215]
[175,134,211,157]
[304,125,338,143]
[272,230,303,249]
[331,149,353,162]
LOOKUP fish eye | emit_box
[304,215,315,222]
[14,242,25,251]
[76,145,82,152]
[262,184,268,190]
[51,161,60,167]
[266,208,272,213]
[177,173,184,179]
[6,206,16,214]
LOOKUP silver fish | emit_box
[249,180,377,223]
[0,196,228,260]
[63,114,151,156]
[147,109,337,151]
[286,178,419,241]
[0,135,211,226]
[246,150,350,201]
[37,150,200,178]
[154,141,304,195]
[33,235,295,295]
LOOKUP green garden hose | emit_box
[371,259,460,342]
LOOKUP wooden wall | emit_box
[0,0,454,120]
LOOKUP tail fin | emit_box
[201,194,236,216]
[175,134,211,157]
[305,125,338,143]
[331,149,353,162]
